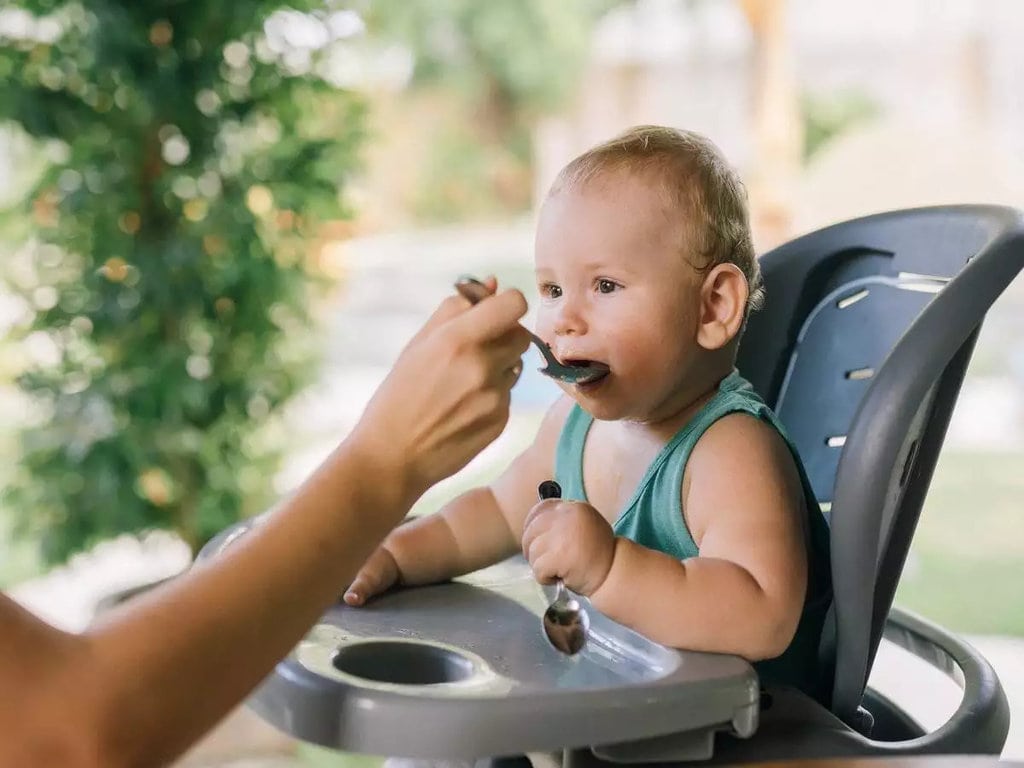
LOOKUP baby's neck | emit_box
[622,359,735,441]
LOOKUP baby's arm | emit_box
[590,413,808,661]
[344,396,574,605]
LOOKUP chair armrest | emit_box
[875,607,1009,755]
[675,609,1009,765]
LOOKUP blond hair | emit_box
[549,125,764,313]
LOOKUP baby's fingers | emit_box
[343,552,397,606]
[528,546,562,585]
[343,569,376,606]
[521,499,559,553]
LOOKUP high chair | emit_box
[673,204,1023,764]
[199,205,1024,765]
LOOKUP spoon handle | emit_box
[454,277,559,366]
[537,481,568,599]
[454,275,492,304]
[553,578,568,603]
[538,480,562,501]
[454,276,610,386]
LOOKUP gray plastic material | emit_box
[774,275,940,504]
[198,520,759,760]
[735,205,1024,751]
[584,607,1007,766]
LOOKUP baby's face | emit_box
[534,172,705,422]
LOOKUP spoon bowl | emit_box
[542,580,591,655]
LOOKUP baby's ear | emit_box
[696,263,749,351]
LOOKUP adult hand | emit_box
[0,279,530,768]
[349,280,530,501]
[521,499,617,596]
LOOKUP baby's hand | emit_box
[343,546,400,606]
[521,499,616,596]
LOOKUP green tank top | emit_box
[555,370,833,701]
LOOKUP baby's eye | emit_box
[596,279,619,294]
[539,283,562,299]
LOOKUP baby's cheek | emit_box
[532,313,555,340]
[606,325,655,362]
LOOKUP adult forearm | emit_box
[84,438,422,767]
[3,287,530,767]
[589,538,796,660]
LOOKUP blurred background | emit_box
[0,1,1021,766]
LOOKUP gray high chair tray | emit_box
[199,519,759,761]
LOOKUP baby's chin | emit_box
[578,402,627,422]
[567,389,631,422]
[566,381,663,422]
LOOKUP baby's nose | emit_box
[551,298,588,336]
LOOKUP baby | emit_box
[345,125,833,700]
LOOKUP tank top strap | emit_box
[682,370,773,439]
[554,402,594,502]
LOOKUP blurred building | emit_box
[535,0,1024,245]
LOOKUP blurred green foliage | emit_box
[896,450,1024,636]
[364,0,619,221]
[0,1,366,562]
[801,88,879,161]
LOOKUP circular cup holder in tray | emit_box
[332,640,476,686]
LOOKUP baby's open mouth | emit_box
[559,358,610,385]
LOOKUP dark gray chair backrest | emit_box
[736,205,1024,728]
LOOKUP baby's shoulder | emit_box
[683,411,805,540]
[689,410,798,486]
[528,395,578,452]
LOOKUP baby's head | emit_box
[534,125,761,423]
